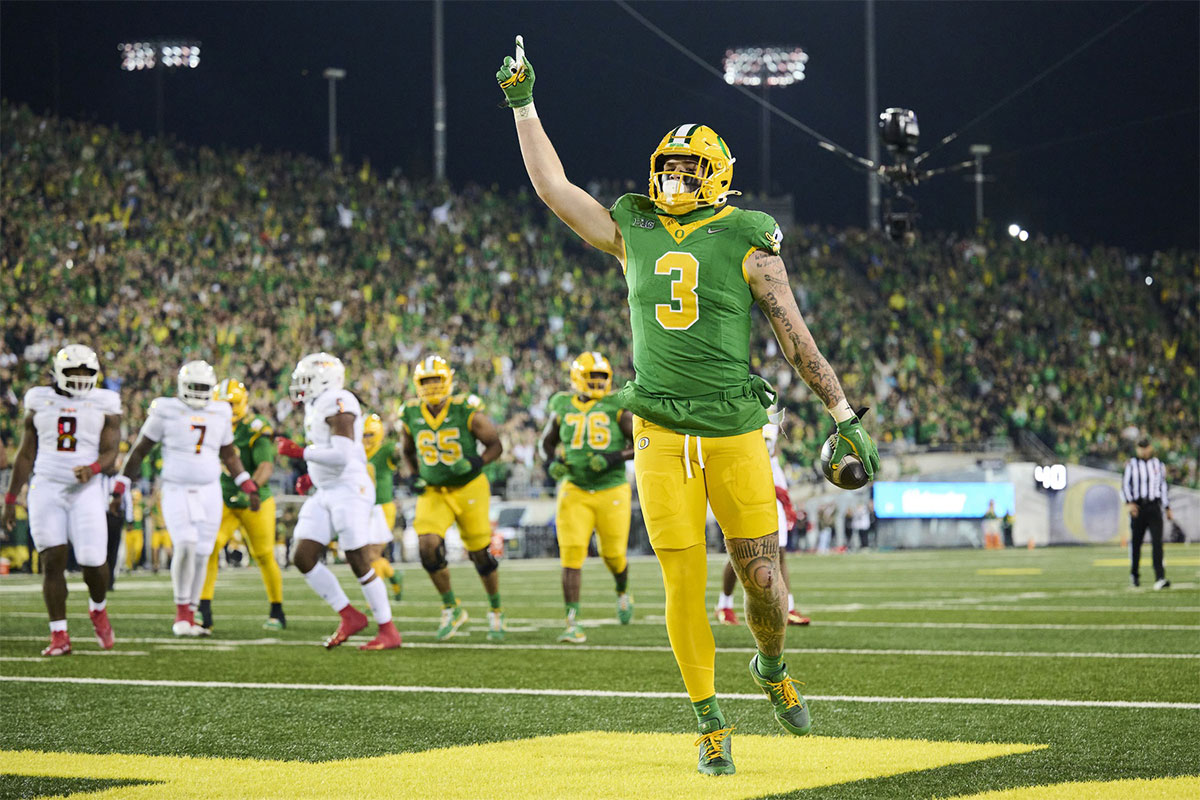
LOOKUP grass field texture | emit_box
[1,545,1197,799]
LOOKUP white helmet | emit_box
[178,360,218,409]
[289,352,345,405]
[53,344,100,397]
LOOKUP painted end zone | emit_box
[1,734,1044,799]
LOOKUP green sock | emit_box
[488,592,502,610]
[565,601,581,623]
[440,590,457,608]
[756,650,786,681]
[692,695,726,732]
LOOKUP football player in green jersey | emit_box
[198,379,286,631]
[363,413,404,601]
[540,352,635,643]
[399,356,506,642]
[499,38,879,775]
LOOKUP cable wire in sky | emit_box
[986,106,1199,163]
[617,0,1156,175]
[612,0,863,162]
[913,1,1153,165]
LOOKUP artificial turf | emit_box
[1,545,1196,798]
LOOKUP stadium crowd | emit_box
[3,100,1197,490]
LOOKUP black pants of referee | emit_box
[1129,500,1165,582]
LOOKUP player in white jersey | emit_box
[109,361,260,636]
[275,352,401,651]
[3,345,122,656]
[715,419,810,627]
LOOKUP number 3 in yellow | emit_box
[654,252,700,331]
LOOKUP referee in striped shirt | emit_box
[1122,438,1174,589]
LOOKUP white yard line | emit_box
[2,674,1196,711]
[794,620,1200,631]
[0,634,1193,659]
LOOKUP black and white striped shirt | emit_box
[1122,457,1170,508]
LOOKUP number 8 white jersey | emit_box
[23,386,122,484]
[139,397,234,485]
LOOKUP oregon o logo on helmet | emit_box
[637,437,650,450]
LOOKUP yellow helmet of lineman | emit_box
[214,378,249,423]
[363,413,384,458]
[413,355,454,405]
[648,124,739,215]
[570,351,613,400]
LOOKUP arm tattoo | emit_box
[726,534,786,657]
[747,249,846,408]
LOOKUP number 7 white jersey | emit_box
[139,397,233,485]
[23,386,122,484]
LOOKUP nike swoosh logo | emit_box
[706,227,727,234]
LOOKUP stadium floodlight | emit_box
[723,46,808,195]
[1018,229,1030,242]
[118,39,201,138]
[119,40,200,71]
[723,46,808,87]
[1007,223,1021,237]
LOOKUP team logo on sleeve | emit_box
[764,224,783,253]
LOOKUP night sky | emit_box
[2,1,1197,251]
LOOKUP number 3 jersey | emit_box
[547,391,628,491]
[139,397,234,485]
[398,394,484,488]
[23,386,122,484]
[609,192,781,437]
[303,388,370,490]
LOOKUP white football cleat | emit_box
[172,620,193,637]
[189,624,212,637]
[1153,579,1171,591]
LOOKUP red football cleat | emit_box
[41,630,71,657]
[787,610,811,626]
[90,608,115,649]
[715,607,739,626]
[359,620,403,651]
[175,603,193,624]
[325,605,369,649]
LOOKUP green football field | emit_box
[1,545,1197,799]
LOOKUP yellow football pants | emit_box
[201,497,282,603]
[371,501,397,580]
[124,529,144,570]
[414,473,492,552]
[633,417,777,702]
[556,481,631,571]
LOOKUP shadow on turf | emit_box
[0,774,159,799]
[751,748,1176,800]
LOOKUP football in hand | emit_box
[820,434,870,490]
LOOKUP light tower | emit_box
[723,46,807,197]
[118,39,201,139]
[323,68,347,161]
[966,144,993,225]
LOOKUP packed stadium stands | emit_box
[2,100,1196,488]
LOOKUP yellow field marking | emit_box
[0,734,1044,799]
[975,568,1044,576]
[943,774,1200,799]
[1094,557,1200,567]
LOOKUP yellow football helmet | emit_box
[363,413,384,458]
[648,124,739,215]
[214,378,249,423]
[413,355,454,405]
[570,352,613,400]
